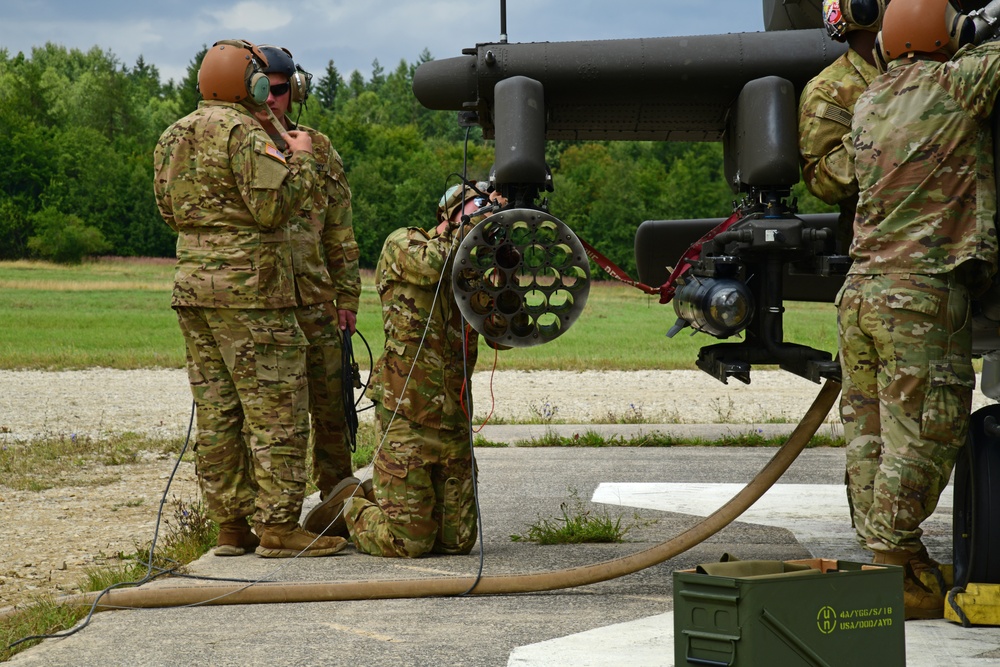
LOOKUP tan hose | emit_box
[54,379,841,611]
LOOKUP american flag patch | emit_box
[265,143,287,164]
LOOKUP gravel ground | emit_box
[0,368,991,612]
[0,368,852,442]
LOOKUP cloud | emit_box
[0,0,772,88]
[202,1,293,32]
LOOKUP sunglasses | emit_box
[269,82,290,97]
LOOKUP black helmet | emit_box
[257,44,311,103]
[257,45,296,76]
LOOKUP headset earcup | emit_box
[948,8,978,51]
[873,31,889,72]
[248,72,270,104]
[291,66,310,103]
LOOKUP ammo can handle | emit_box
[683,633,735,667]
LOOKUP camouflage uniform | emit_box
[345,224,480,557]
[153,100,317,526]
[798,47,878,251]
[838,43,1000,555]
[269,124,362,495]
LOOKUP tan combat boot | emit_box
[873,550,944,620]
[214,518,260,557]
[302,476,362,537]
[360,478,376,503]
[254,522,348,558]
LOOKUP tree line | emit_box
[0,43,833,276]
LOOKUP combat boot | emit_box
[361,478,376,503]
[214,518,260,557]
[910,545,947,595]
[873,551,944,620]
[302,476,362,537]
[254,522,347,558]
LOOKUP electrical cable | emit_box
[8,399,199,648]
[452,126,487,595]
[341,327,374,452]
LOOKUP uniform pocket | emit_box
[920,359,975,444]
[248,325,307,384]
[886,287,940,316]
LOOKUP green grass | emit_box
[478,428,844,449]
[0,258,839,371]
[510,488,656,545]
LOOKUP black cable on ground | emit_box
[8,400,199,649]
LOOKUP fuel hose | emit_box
[45,379,841,612]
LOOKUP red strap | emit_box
[578,210,743,304]
[580,239,659,296]
[657,211,742,304]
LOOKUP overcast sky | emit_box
[1,1,765,86]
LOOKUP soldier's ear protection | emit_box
[289,64,312,104]
[945,1,977,53]
[248,66,271,105]
[873,31,890,72]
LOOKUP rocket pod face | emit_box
[453,209,590,348]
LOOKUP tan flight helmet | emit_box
[876,0,974,63]
[197,39,271,107]
[437,182,490,225]
[823,0,889,41]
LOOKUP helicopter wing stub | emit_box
[413,29,847,141]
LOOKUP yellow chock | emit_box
[946,583,1000,627]
[918,563,953,596]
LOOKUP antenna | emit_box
[500,0,508,43]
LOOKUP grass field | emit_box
[0,258,838,371]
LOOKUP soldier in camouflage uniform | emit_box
[839,0,1000,618]
[798,1,915,581]
[249,46,365,537]
[342,184,495,557]
[797,0,884,253]
[152,40,346,558]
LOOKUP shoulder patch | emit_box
[265,143,287,164]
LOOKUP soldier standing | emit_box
[797,0,911,576]
[840,0,1000,618]
[338,184,495,557]
[248,45,365,537]
[153,40,346,558]
[798,0,885,253]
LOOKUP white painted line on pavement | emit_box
[592,482,953,563]
[506,482,1000,667]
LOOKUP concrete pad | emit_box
[508,482,996,666]
[593,482,954,563]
